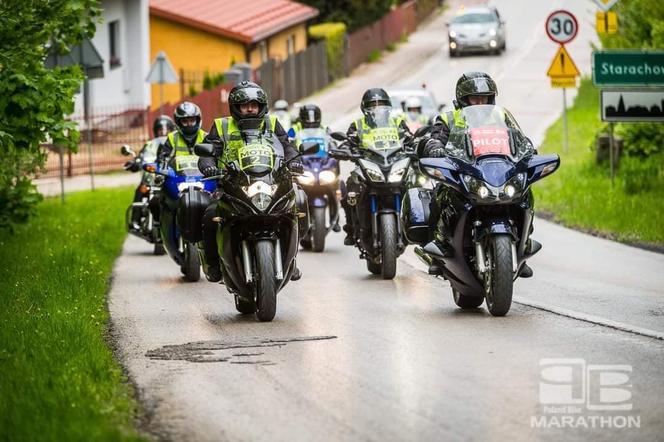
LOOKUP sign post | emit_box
[146,51,179,114]
[545,10,580,153]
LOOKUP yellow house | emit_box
[149,0,318,108]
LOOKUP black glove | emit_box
[202,166,220,177]
[288,161,304,175]
[424,139,446,158]
[123,160,139,172]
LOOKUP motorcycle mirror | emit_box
[438,103,446,111]
[300,141,320,156]
[330,131,347,142]
[120,145,135,156]
[194,143,214,157]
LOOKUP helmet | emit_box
[228,81,268,123]
[299,104,321,128]
[455,71,497,108]
[153,115,175,138]
[173,102,202,143]
[274,99,289,112]
[405,96,422,112]
[360,88,392,115]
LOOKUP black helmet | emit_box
[228,81,268,123]
[455,72,497,108]
[299,104,321,128]
[173,102,202,142]
[153,115,175,138]
[360,88,392,115]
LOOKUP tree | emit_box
[299,0,393,32]
[0,0,100,230]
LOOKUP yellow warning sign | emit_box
[547,45,581,77]
[596,11,618,34]
[551,77,576,88]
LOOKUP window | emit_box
[258,41,268,63]
[109,20,121,69]
[287,35,295,56]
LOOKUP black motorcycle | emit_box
[295,128,341,252]
[329,129,416,280]
[195,131,318,322]
[120,142,165,255]
[402,105,560,316]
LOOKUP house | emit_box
[149,0,318,107]
[73,0,152,113]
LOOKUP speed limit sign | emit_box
[546,10,578,44]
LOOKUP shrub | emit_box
[309,22,347,81]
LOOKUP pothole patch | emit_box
[146,335,337,364]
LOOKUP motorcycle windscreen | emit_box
[362,106,402,154]
[172,154,203,177]
[300,128,328,158]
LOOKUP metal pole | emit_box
[609,122,615,187]
[59,145,65,204]
[84,78,95,190]
[562,88,568,153]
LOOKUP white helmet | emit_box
[405,96,422,111]
[274,99,289,111]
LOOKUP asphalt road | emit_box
[109,1,664,440]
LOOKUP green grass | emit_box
[534,77,664,245]
[0,187,147,442]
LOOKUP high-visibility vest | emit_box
[213,115,278,166]
[166,129,207,156]
[354,115,405,150]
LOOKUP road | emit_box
[109,1,664,440]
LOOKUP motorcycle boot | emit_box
[201,205,223,283]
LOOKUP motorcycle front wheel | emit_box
[182,242,201,282]
[312,206,327,253]
[484,234,513,316]
[379,213,397,280]
[255,240,277,322]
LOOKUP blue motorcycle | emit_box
[295,129,341,252]
[144,154,216,281]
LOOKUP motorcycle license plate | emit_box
[369,127,400,150]
[238,143,275,170]
[470,127,510,156]
[175,154,199,171]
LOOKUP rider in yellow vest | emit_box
[341,88,414,245]
[198,81,302,283]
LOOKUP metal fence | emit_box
[256,40,329,105]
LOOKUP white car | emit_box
[384,87,444,123]
[447,6,506,57]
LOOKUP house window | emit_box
[287,35,295,56]
[109,20,121,69]
[258,41,268,63]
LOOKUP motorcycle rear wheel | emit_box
[235,295,256,315]
[255,240,277,322]
[452,289,484,309]
[153,243,166,255]
[366,260,382,275]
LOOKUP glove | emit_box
[425,139,446,158]
[123,160,139,172]
[202,166,220,177]
[288,161,304,175]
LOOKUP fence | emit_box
[256,40,329,105]
[42,106,149,178]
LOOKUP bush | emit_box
[367,49,382,63]
[309,22,347,81]
[616,123,664,157]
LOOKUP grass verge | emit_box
[534,77,664,246]
[0,187,146,441]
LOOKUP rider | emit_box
[291,104,329,143]
[341,88,414,245]
[273,99,292,131]
[126,115,175,230]
[151,102,207,222]
[403,96,429,130]
[198,81,303,283]
[422,71,535,277]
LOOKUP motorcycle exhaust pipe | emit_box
[274,239,284,280]
[241,240,253,283]
[475,242,487,274]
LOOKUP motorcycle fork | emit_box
[370,195,379,249]
[241,238,285,284]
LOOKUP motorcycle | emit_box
[120,141,165,255]
[144,153,216,282]
[295,128,341,252]
[328,128,416,280]
[194,131,319,322]
[402,104,560,316]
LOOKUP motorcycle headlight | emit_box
[297,171,315,186]
[462,175,493,200]
[388,158,410,183]
[319,170,337,184]
[359,159,385,182]
[251,193,272,211]
[501,173,526,199]
[242,181,277,198]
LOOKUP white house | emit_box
[73,0,151,113]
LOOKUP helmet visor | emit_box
[458,77,496,98]
[365,105,392,126]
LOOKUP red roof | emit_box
[150,0,319,44]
